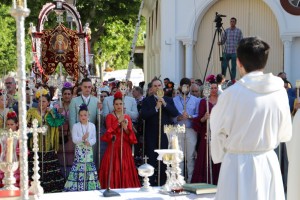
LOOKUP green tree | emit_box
[1,0,145,73]
[95,16,145,70]
[0,3,17,76]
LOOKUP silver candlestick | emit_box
[27,119,47,197]
[138,156,154,192]
[0,162,19,190]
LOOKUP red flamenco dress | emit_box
[98,114,141,189]
[191,99,221,185]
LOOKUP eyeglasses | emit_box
[5,82,12,85]
[192,90,199,93]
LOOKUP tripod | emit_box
[203,14,233,82]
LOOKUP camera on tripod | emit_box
[214,12,226,28]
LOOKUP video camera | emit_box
[214,12,226,28]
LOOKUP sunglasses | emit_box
[5,82,13,85]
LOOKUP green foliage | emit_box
[95,16,145,70]
[0,3,37,75]
[0,0,145,74]
[0,3,16,76]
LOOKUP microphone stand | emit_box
[103,135,120,197]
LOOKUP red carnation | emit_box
[206,74,216,83]
[114,91,123,99]
[7,111,17,119]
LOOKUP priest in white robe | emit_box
[210,37,292,200]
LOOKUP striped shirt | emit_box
[221,27,243,54]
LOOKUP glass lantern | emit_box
[0,136,18,163]
[0,135,19,190]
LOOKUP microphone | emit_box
[103,135,120,197]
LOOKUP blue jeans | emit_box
[221,53,237,80]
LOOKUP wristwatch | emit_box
[188,115,192,119]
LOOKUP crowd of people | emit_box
[0,29,297,200]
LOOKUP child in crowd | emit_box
[0,111,20,188]
[64,104,100,191]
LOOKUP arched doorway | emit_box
[193,0,283,80]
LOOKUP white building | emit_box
[142,0,300,86]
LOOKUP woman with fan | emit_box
[26,88,65,193]
[98,91,140,188]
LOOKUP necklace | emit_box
[113,111,121,120]
[63,102,69,119]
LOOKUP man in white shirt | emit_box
[211,37,292,200]
[173,78,200,183]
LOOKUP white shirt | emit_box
[81,95,91,105]
[72,122,96,146]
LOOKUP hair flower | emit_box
[205,74,216,83]
[63,82,73,89]
[36,88,49,99]
[7,111,17,119]
[114,91,123,99]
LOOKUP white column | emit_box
[282,36,293,77]
[182,39,195,79]
[10,2,30,199]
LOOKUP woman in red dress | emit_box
[98,91,140,188]
[191,77,221,185]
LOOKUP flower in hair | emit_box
[35,88,49,99]
[206,74,216,83]
[63,82,73,88]
[114,91,123,99]
[7,111,17,119]
[79,103,88,111]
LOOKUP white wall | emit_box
[290,37,300,84]
[142,0,300,85]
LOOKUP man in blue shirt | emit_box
[173,78,200,183]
